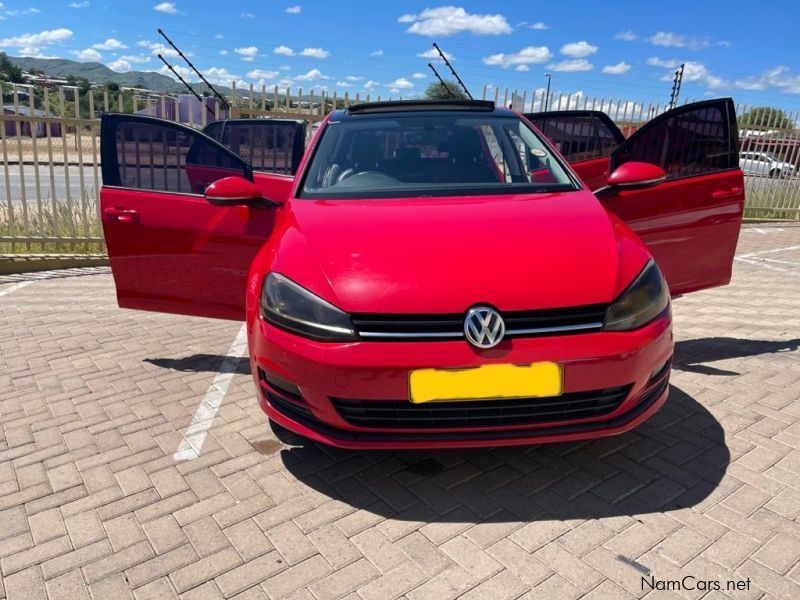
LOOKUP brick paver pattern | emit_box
[1,223,800,599]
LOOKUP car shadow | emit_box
[673,337,800,376]
[144,354,252,375]
[275,384,730,522]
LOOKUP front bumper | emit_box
[249,310,673,450]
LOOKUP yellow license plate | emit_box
[409,362,563,404]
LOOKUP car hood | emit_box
[271,191,650,314]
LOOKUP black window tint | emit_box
[595,119,621,157]
[612,103,734,180]
[204,120,305,175]
[108,119,248,194]
[530,115,598,161]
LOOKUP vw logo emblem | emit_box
[464,306,505,349]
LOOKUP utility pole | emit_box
[543,73,552,111]
[669,63,685,109]
[431,42,472,99]
[427,63,457,98]
[158,28,230,110]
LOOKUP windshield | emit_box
[300,114,577,199]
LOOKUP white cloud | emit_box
[412,72,426,79]
[75,48,102,61]
[294,68,329,81]
[401,6,512,36]
[1,5,40,16]
[345,75,363,81]
[648,57,726,88]
[369,49,383,57]
[365,80,379,89]
[137,40,182,58]
[417,48,453,61]
[388,77,413,89]
[239,12,254,18]
[92,38,127,51]
[120,53,150,63]
[219,49,228,55]
[560,41,597,58]
[205,67,241,86]
[286,5,301,14]
[514,65,529,72]
[300,47,330,58]
[273,45,294,56]
[548,58,593,72]
[483,46,551,68]
[234,46,258,61]
[153,2,178,14]
[247,69,278,80]
[0,28,73,56]
[336,81,350,87]
[648,31,709,50]
[646,56,679,69]
[158,64,195,81]
[602,61,630,75]
[279,65,290,71]
[530,22,548,30]
[108,59,132,72]
[614,30,637,42]
[69,1,90,7]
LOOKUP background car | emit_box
[739,151,796,178]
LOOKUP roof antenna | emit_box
[157,54,216,119]
[427,62,456,99]
[432,42,472,99]
[158,28,230,110]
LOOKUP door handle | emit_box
[711,187,743,199]
[104,207,139,223]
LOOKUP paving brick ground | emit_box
[1,222,800,599]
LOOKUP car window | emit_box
[105,118,249,195]
[203,120,304,175]
[611,102,734,180]
[527,115,599,161]
[300,114,576,199]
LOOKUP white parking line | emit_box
[174,324,248,461]
[737,244,800,259]
[735,256,800,278]
[0,280,34,297]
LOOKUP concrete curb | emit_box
[0,254,109,275]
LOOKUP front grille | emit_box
[351,304,608,341]
[331,384,631,430]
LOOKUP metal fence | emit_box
[2,81,799,255]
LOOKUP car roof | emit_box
[330,99,518,121]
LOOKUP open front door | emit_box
[100,114,277,321]
[599,98,744,295]
[204,118,306,204]
[524,110,624,190]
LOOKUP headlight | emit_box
[604,260,670,331]
[261,272,357,341]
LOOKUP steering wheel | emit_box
[335,170,400,187]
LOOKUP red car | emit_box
[100,98,744,449]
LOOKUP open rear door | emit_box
[599,99,744,295]
[204,118,305,204]
[100,114,277,320]
[524,110,624,190]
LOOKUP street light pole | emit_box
[544,73,552,111]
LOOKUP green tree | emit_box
[423,80,469,100]
[739,106,795,130]
[0,51,24,83]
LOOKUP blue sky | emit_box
[1,1,800,109]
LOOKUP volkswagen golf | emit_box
[100,98,744,449]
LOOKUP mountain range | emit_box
[8,55,232,95]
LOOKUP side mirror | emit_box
[204,176,278,207]
[607,162,667,189]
